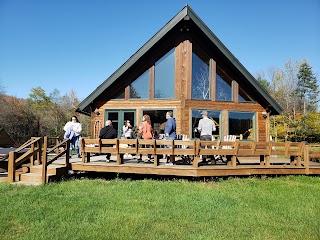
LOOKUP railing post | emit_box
[81,138,85,163]
[193,139,200,168]
[65,139,70,168]
[304,145,310,175]
[8,151,16,182]
[55,137,60,155]
[38,137,43,165]
[66,139,70,164]
[30,137,35,166]
[42,136,48,184]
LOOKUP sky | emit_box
[0,0,319,100]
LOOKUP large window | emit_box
[191,109,220,139]
[130,69,149,99]
[228,112,255,140]
[192,52,210,100]
[154,49,175,99]
[216,73,232,101]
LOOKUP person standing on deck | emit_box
[138,114,153,163]
[99,120,117,162]
[63,116,82,158]
[164,111,176,165]
[197,110,216,163]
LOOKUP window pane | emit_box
[229,112,255,140]
[192,52,210,100]
[154,49,175,99]
[130,69,149,99]
[191,109,220,139]
[216,73,232,101]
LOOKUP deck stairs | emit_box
[14,163,68,185]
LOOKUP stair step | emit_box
[30,164,67,174]
[20,172,55,182]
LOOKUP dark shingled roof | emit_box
[77,5,282,116]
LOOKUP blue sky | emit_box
[0,0,319,100]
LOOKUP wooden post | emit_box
[193,139,201,168]
[42,136,48,184]
[296,156,302,167]
[116,140,121,165]
[55,137,60,155]
[65,139,70,168]
[304,145,309,175]
[30,137,35,166]
[66,139,71,163]
[81,138,86,163]
[38,137,43,165]
[8,151,16,182]
[265,155,270,167]
[231,155,237,167]
[154,155,159,167]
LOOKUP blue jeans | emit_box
[70,135,80,155]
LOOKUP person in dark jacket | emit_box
[99,120,117,161]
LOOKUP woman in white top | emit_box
[122,120,133,139]
[63,115,82,158]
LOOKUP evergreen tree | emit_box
[296,61,319,115]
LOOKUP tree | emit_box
[296,60,319,115]
[256,72,271,92]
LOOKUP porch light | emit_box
[94,108,100,115]
[262,111,267,118]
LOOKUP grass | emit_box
[0,176,319,240]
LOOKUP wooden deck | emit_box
[70,154,320,177]
[2,137,320,184]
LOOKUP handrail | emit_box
[42,137,70,183]
[8,137,43,182]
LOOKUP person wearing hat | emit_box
[197,110,216,163]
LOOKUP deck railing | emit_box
[8,137,42,182]
[80,138,320,173]
[42,137,70,183]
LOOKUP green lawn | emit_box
[0,176,319,240]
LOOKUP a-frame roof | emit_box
[77,5,282,115]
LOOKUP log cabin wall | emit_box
[90,36,270,141]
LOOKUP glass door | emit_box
[105,110,136,138]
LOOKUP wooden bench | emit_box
[137,139,156,164]
[118,139,138,164]
[268,141,305,167]
[237,141,270,166]
[81,138,119,164]
[174,140,197,165]
[196,140,239,167]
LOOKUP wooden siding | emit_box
[91,99,268,141]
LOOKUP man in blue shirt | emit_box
[164,111,176,165]
[164,111,176,140]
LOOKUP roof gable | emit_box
[77,5,282,115]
